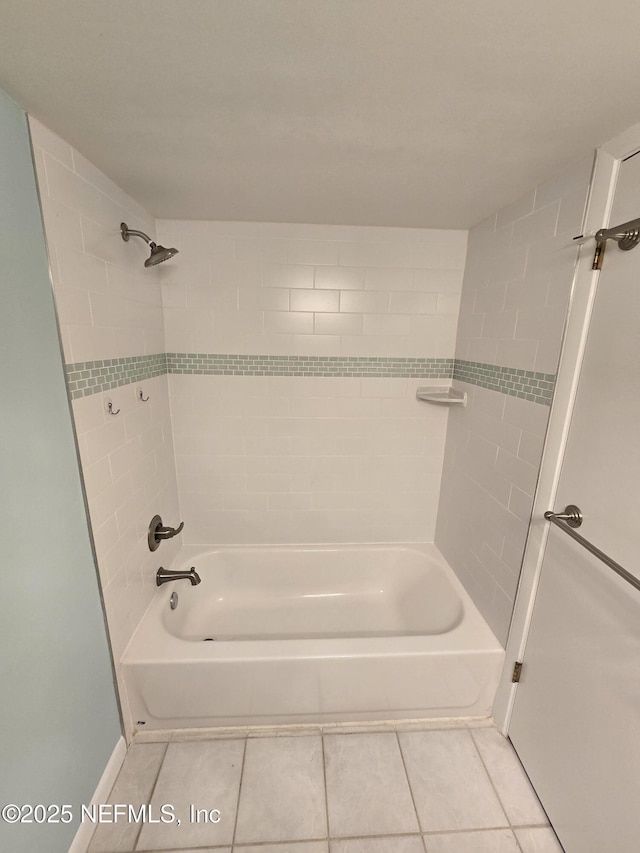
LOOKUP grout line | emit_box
[231,841,328,848]
[332,832,424,838]
[233,839,328,849]
[230,737,248,848]
[316,831,426,844]
[394,731,427,852]
[130,844,231,851]
[137,844,230,851]
[320,731,331,843]
[233,832,427,846]
[421,826,523,835]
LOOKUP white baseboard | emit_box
[67,736,126,853]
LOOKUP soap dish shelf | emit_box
[416,386,467,406]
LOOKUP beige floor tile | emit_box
[89,727,563,853]
[136,739,244,850]
[514,826,565,852]
[88,742,166,853]
[423,829,520,852]
[470,727,548,825]
[324,733,419,837]
[331,835,425,852]
[399,730,507,832]
[234,736,326,844]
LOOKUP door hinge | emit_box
[512,661,523,683]
[592,240,606,270]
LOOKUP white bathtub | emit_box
[122,543,504,730]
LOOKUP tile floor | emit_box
[88,719,564,853]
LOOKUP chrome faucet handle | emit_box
[148,514,184,551]
[155,521,184,539]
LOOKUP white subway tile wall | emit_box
[156,220,467,357]
[170,374,450,544]
[454,155,592,376]
[157,220,467,544]
[72,375,181,657]
[30,119,165,363]
[436,157,594,643]
[30,119,182,737]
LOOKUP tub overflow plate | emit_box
[169,591,178,610]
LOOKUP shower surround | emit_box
[28,118,183,736]
[436,156,593,642]
[30,112,592,732]
[156,218,467,545]
[30,115,466,735]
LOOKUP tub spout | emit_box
[156,566,201,586]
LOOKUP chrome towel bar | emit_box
[544,506,640,594]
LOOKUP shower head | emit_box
[145,242,179,267]
[120,222,179,267]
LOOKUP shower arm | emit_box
[121,223,154,245]
[120,221,178,267]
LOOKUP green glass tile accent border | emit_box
[63,352,555,406]
[65,353,167,399]
[165,353,454,378]
[454,358,555,406]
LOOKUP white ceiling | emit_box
[1,1,639,228]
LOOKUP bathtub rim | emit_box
[122,542,503,665]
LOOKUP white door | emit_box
[508,151,640,852]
